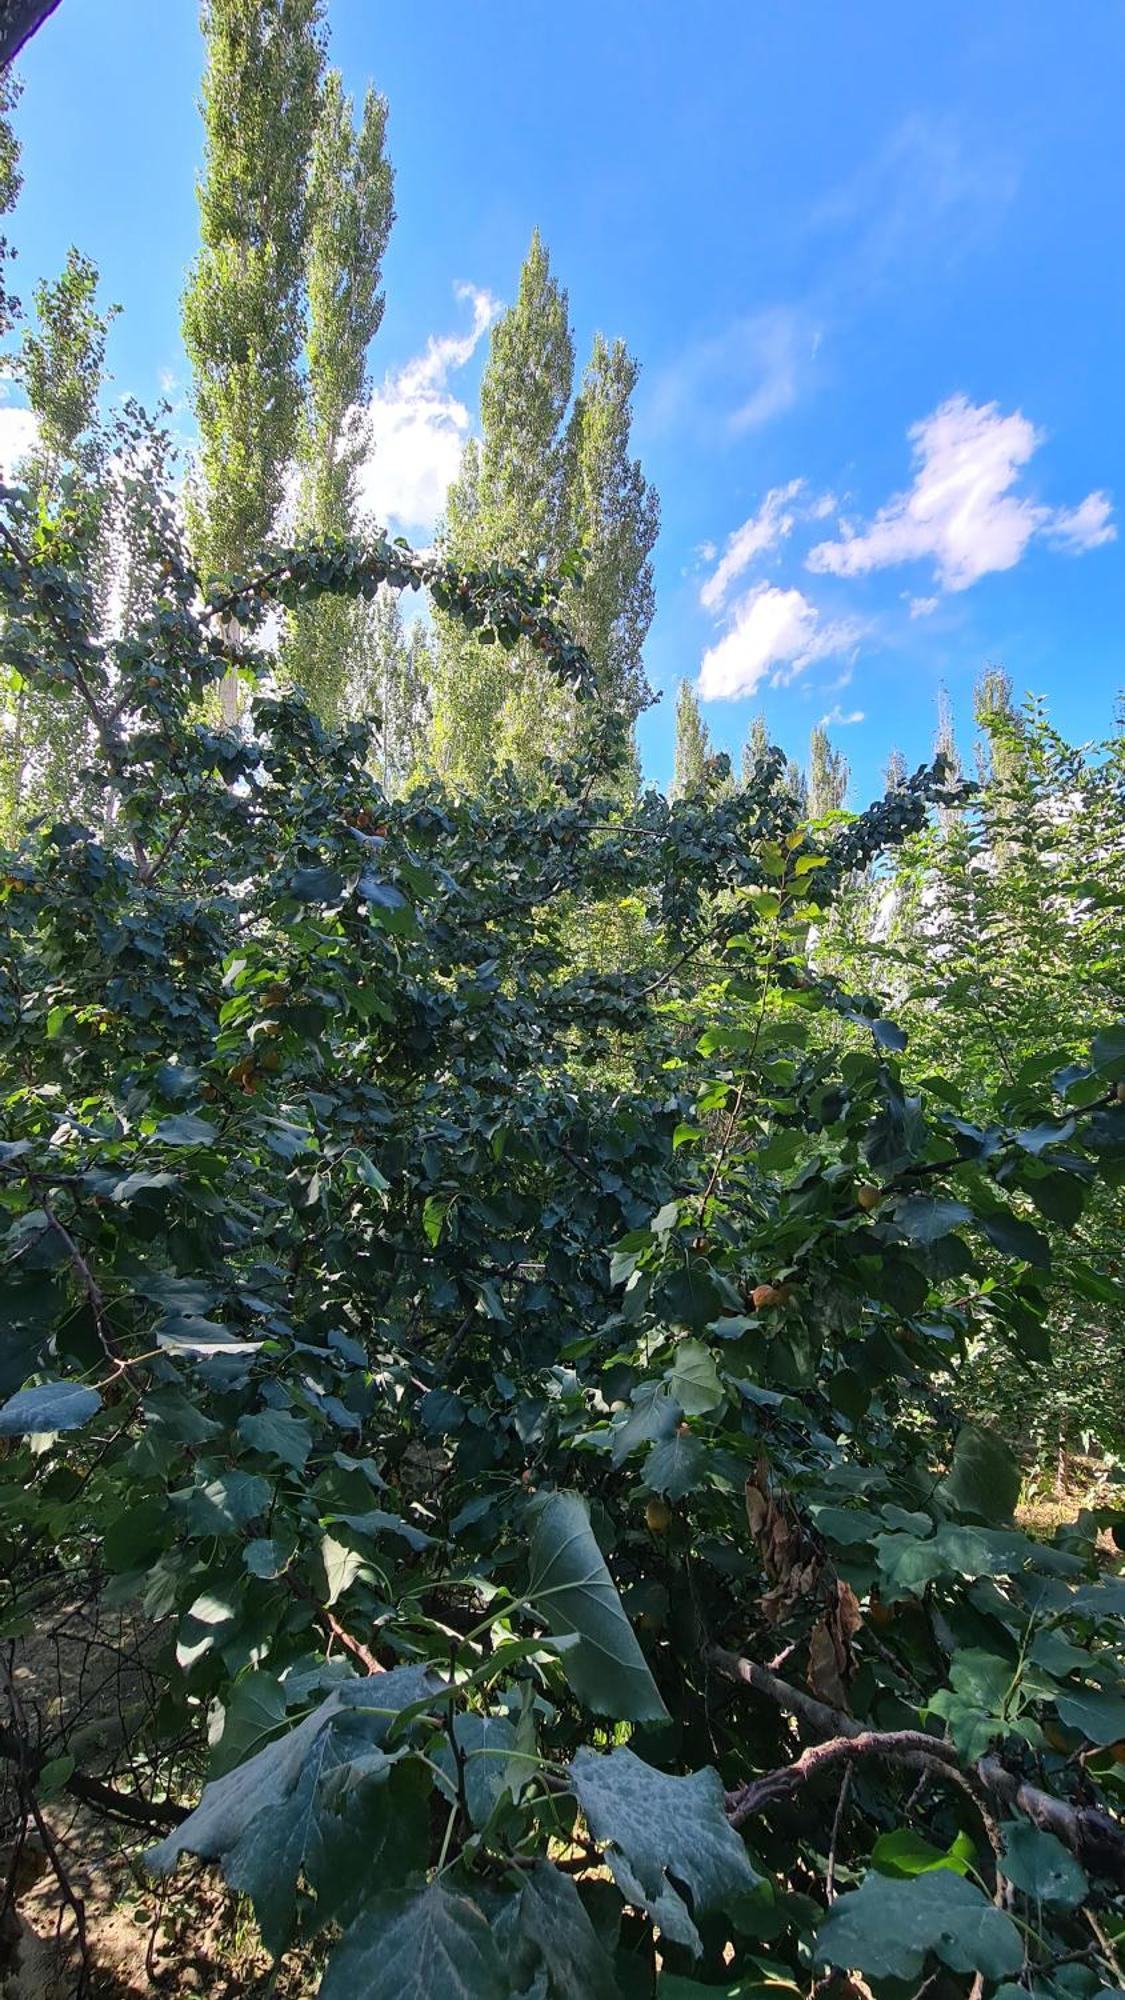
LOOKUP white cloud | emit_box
[908,594,939,618]
[0,405,39,482]
[700,480,803,610]
[1046,490,1116,553]
[649,305,819,441]
[355,283,500,540]
[807,395,1115,592]
[698,582,861,702]
[818,704,865,728]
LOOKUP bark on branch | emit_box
[704,1643,1125,1887]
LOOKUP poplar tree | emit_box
[884,746,907,791]
[671,680,711,798]
[432,231,574,787]
[282,67,394,720]
[741,712,769,785]
[432,234,658,790]
[1,250,116,831]
[807,723,848,817]
[182,0,325,676]
[0,71,22,339]
[563,333,659,732]
[975,666,1024,785]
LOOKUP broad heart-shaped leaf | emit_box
[432,1713,518,1829]
[999,1819,1088,1908]
[608,1382,682,1467]
[939,1423,1021,1522]
[320,1877,506,2000]
[514,1863,621,2000]
[225,1736,430,1956]
[815,1869,1022,1983]
[569,1745,758,1955]
[1055,1687,1125,1745]
[667,1339,724,1415]
[893,1195,971,1244]
[237,1408,313,1471]
[147,1664,437,1875]
[644,1431,708,1502]
[152,1113,219,1147]
[0,1380,100,1436]
[527,1493,669,1724]
[979,1210,1051,1269]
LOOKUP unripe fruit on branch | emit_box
[856,1186,883,1212]
[645,1497,672,1533]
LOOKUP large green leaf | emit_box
[999,1820,1087,1908]
[893,1195,971,1245]
[667,1340,724,1415]
[815,1870,1022,1982]
[147,1665,437,1874]
[527,1493,669,1724]
[516,1863,621,2000]
[0,1380,100,1435]
[570,1745,758,1954]
[644,1432,707,1501]
[320,1878,506,2000]
[940,1424,1021,1522]
[1054,1687,1125,1745]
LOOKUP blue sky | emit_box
[4,0,1123,799]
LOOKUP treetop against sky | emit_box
[3,0,1122,798]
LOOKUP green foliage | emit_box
[182,0,325,582]
[2,480,1125,1995]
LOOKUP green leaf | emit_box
[148,1665,437,1877]
[1055,1688,1125,1745]
[608,1382,682,1467]
[815,1869,1022,1982]
[1091,1023,1125,1076]
[237,1408,313,1472]
[516,1864,620,2000]
[527,1492,669,1724]
[1029,1170,1085,1226]
[893,1195,971,1245]
[980,1211,1051,1268]
[644,1432,707,1501]
[999,1820,1088,1907]
[0,1380,100,1436]
[320,1878,506,2000]
[290,864,346,904]
[667,1339,724,1416]
[176,1471,271,1537]
[570,1745,758,1955]
[940,1424,1021,1522]
[433,1713,518,1829]
[210,1673,287,1779]
[870,1828,974,1878]
[152,1113,219,1147]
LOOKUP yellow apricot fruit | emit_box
[645,1497,672,1534]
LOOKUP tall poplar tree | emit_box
[431,231,575,787]
[884,745,907,791]
[432,234,658,790]
[282,66,394,720]
[1,250,116,832]
[563,332,659,732]
[182,0,324,720]
[0,70,22,339]
[741,712,769,785]
[671,680,711,798]
[807,723,848,818]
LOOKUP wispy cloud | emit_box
[807,395,1115,592]
[355,283,500,540]
[806,114,1020,298]
[818,703,865,728]
[699,479,803,610]
[648,305,820,442]
[698,582,861,702]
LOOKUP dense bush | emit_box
[3,478,1125,1997]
